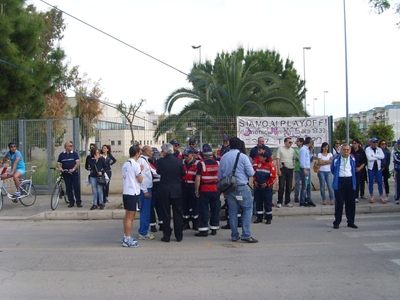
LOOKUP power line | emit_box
[38,0,268,115]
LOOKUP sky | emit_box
[29,0,400,119]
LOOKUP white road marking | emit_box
[391,259,400,266]
[364,242,400,251]
[343,230,400,238]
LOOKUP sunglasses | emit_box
[189,143,196,145]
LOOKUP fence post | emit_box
[73,118,81,183]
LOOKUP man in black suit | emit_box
[157,143,185,242]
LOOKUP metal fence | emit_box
[0,115,333,193]
[0,118,80,194]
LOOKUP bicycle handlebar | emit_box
[49,167,68,172]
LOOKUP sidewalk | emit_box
[1,188,399,221]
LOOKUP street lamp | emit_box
[313,98,317,116]
[192,45,201,64]
[303,47,311,115]
[343,0,350,143]
[323,91,329,116]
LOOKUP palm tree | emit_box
[154,48,305,145]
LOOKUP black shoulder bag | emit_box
[217,152,241,193]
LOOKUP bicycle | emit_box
[0,165,37,211]
[50,167,69,210]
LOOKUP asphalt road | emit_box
[1,213,400,299]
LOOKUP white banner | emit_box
[237,116,330,148]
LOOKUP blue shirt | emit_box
[57,151,79,171]
[218,149,254,185]
[299,145,310,169]
[8,150,25,172]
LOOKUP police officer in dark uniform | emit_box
[57,141,82,207]
[170,139,182,159]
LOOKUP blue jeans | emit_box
[89,176,103,205]
[226,185,253,240]
[294,171,301,199]
[138,188,152,235]
[318,171,334,200]
[300,168,311,203]
[368,169,383,195]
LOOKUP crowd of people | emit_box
[1,135,399,247]
[119,135,400,247]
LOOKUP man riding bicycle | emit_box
[0,142,26,198]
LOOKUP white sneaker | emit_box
[122,236,139,248]
[276,203,282,208]
[396,200,399,205]
[285,203,293,208]
[384,196,389,202]
[355,198,359,203]
[137,233,155,240]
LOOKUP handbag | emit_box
[94,165,109,186]
[313,161,320,173]
[217,152,241,193]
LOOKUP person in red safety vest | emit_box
[181,147,199,230]
[194,144,220,237]
[253,151,277,224]
[148,147,164,232]
[170,139,182,159]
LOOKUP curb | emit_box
[5,203,399,221]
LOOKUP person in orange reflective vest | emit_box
[253,151,277,224]
[181,147,199,230]
[194,144,220,237]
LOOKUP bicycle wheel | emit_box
[60,183,69,204]
[19,182,37,206]
[51,181,61,210]
[0,193,3,211]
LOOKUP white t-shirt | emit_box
[318,153,333,172]
[122,158,141,196]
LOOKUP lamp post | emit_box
[343,0,349,143]
[303,47,311,115]
[323,91,328,116]
[313,98,317,116]
[192,45,201,64]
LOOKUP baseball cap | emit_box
[397,139,400,144]
[370,137,378,143]
[152,147,160,159]
[183,147,194,156]
[188,137,196,144]
[193,148,199,154]
[170,139,180,146]
[222,134,230,141]
[202,144,212,154]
